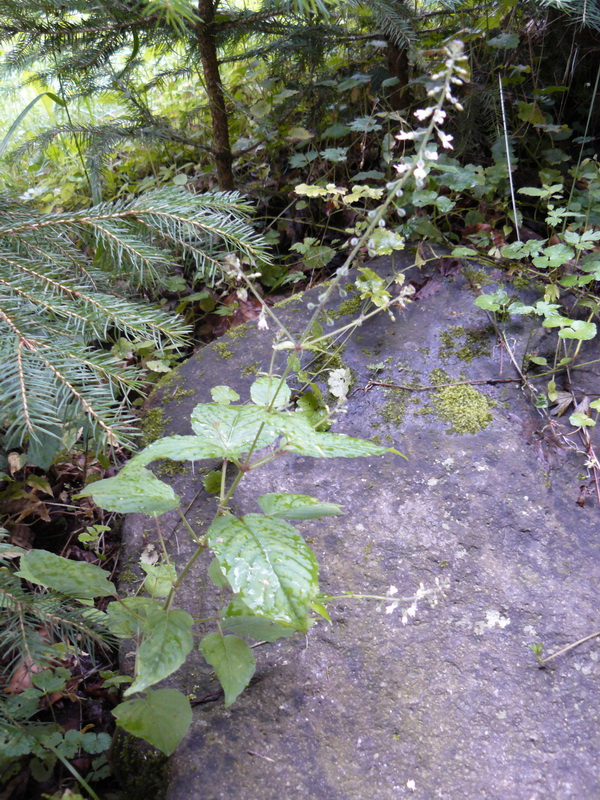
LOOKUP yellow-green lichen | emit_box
[213,341,234,360]
[141,407,170,446]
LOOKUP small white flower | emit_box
[433,108,446,125]
[414,107,433,120]
[396,130,416,141]
[437,130,454,149]
[387,585,399,596]
[424,149,438,160]
[257,309,269,331]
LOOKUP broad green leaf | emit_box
[257,493,342,520]
[320,147,347,163]
[488,32,519,48]
[289,150,318,168]
[16,550,115,599]
[129,435,228,466]
[319,123,351,139]
[309,600,331,622]
[474,291,509,312]
[221,597,298,642]
[106,597,161,637]
[273,413,400,459]
[203,470,222,494]
[207,513,319,630]
[75,466,179,516]
[208,557,228,587]
[349,116,382,132]
[294,183,329,197]
[528,356,548,366]
[113,689,192,756]
[199,633,256,707]
[501,240,544,259]
[367,228,405,256]
[190,404,278,458]
[558,320,597,340]
[569,412,595,428]
[211,385,240,405]
[250,376,292,410]
[32,667,70,694]
[140,562,177,597]
[590,399,600,411]
[508,301,535,315]
[451,247,478,257]
[125,607,194,696]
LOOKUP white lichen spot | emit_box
[427,477,439,486]
[496,710,507,719]
[442,457,455,470]
[407,779,416,791]
[475,609,511,634]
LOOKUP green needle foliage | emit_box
[0,186,270,465]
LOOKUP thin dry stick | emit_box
[540,631,600,664]
[366,377,523,392]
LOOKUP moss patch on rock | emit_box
[141,407,170,446]
[155,459,192,477]
[429,369,494,434]
[213,341,233,360]
[438,325,493,363]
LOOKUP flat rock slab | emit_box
[120,255,599,800]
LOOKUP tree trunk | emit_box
[386,42,410,111]
[196,0,235,189]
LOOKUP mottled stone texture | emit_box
[119,255,599,800]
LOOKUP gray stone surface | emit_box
[120,255,600,800]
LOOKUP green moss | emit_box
[155,459,191,477]
[168,387,195,404]
[242,360,261,376]
[429,370,494,434]
[512,275,530,290]
[141,408,170,446]
[331,294,362,319]
[213,341,234,360]
[154,369,181,390]
[438,325,492,363]
[111,729,169,800]
[462,265,492,288]
[273,293,304,309]
[118,567,139,586]
[380,389,411,426]
[228,325,248,340]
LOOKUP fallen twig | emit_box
[539,631,600,664]
[366,377,523,392]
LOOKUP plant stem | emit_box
[539,631,600,664]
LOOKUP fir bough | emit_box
[0,186,270,465]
